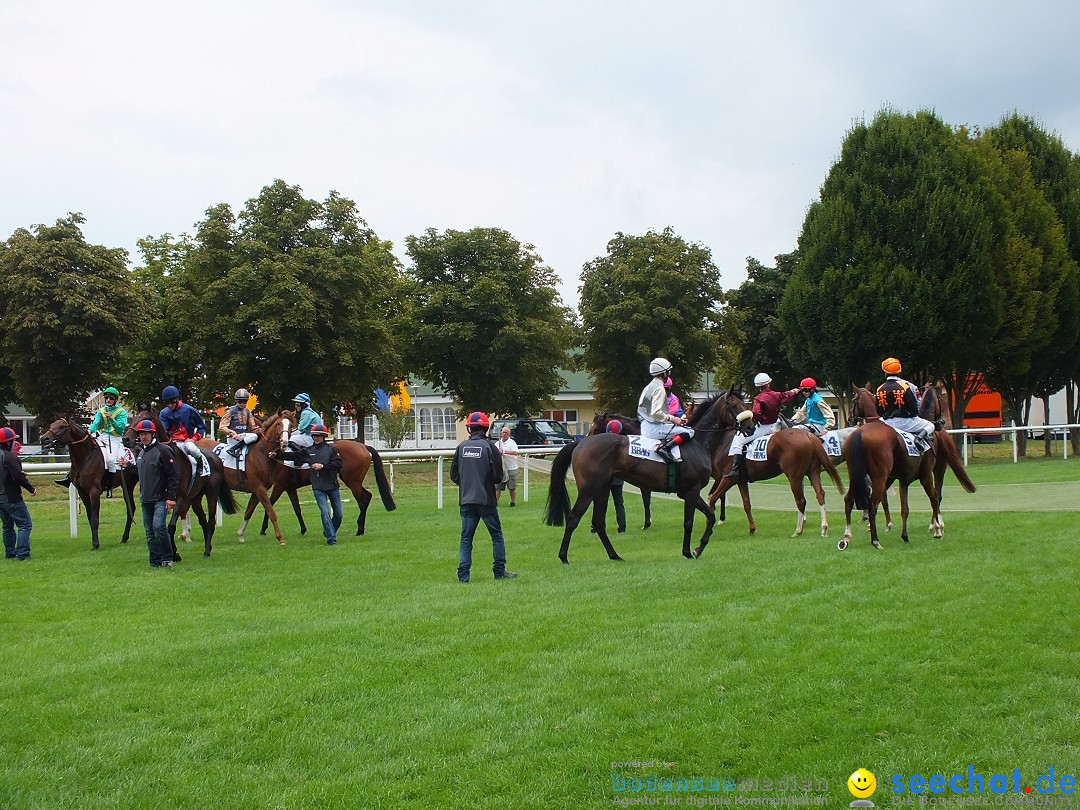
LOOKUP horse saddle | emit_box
[746,435,772,462]
[626,435,682,463]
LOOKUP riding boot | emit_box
[227,443,245,460]
[655,437,678,464]
[724,453,746,480]
[55,476,71,488]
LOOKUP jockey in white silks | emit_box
[637,357,693,463]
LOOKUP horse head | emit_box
[919,382,945,428]
[259,408,291,448]
[40,417,79,449]
[849,384,877,424]
[125,405,168,447]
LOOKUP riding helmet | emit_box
[0,426,17,444]
[649,357,673,376]
[103,386,120,398]
[293,392,311,405]
[135,419,157,433]
[161,385,181,401]
[800,377,817,390]
[235,388,250,401]
[311,424,329,436]
[466,411,490,428]
[753,372,772,387]
[882,357,902,374]
[605,420,623,434]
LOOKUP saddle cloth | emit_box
[746,435,772,462]
[886,425,926,457]
[820,430,844,458]
[627,435,682,463]
[187,450,213,477]
[211,443,246,472]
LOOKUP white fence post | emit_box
[69,482,78,538]
[523,455,530,503]
[1011,420,1018,463]
[437,456,444,509]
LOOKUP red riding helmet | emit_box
[466,411,490,428]
[800,377,817,390]
[605,420,624,434]
[0,426,17,444]
[135,419,157,433]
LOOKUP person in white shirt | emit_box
[496,426,519,506]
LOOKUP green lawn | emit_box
[2,460,1078,809]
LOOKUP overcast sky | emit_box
[3,0,1078,307]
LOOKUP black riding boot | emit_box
[656,436,679,464]
[724,453,747,480]
[55,476,71,488]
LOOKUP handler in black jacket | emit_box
[449,412,517,583]
[306,424,343,545]
[121,419,179,568]
[1,426,36,560]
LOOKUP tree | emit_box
[0,214,145,418]
[403,227,575,416]
[156,181,404,414]
[780,109,1005,419]
[579,228,722,412]
[722,253,800,391]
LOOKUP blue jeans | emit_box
[458,504,507,581]
[1,501,32,559]
[141,500,171,566]
[312,488,343,544]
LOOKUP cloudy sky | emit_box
[2,1,1078,306]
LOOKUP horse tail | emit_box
[811,436,845,495]
[847,430,872,511]
[217,477,239,515]
[936,431,977,493]
[543,441,577,527]
[366,445,397,511]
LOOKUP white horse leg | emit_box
[237,518,248,544]
[182,514,192,543]
[793,509,806,537]
[820,503,829,537]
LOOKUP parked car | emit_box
[490,418,575,449]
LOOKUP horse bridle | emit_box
[42,419,94,447]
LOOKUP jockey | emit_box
[220,388,259,459]
[664,377,685,419]
[88,386,129,473]
[875,358,935,444]
[285,392,321,457]
[725,372,800,480]
[637,357,693,464]
[790,377,835,437]
[159,385,208,476]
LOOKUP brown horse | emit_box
[195,409,290,545]
[842,386,975,550]
[545,391,742,562]
[41,418,139,550]
[588,413,653,529]
[703,392,846,537]
[126,407,239,558]
[255,439,396,537]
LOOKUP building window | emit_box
[541,409,577,425]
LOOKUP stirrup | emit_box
[656,446,676,464]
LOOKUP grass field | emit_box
[2,457,1078,809]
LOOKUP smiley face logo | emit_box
[848,769,877,799]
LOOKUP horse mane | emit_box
[688,391,736,428]
[918,383,939,420]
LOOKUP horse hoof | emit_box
[872,541,883,550]
[902,534,909,544]
[121,539,128,544]
[278,540,286,546]
[837,539,848,551]
[184,537,192,544]
[203,552,211,558]
[238,538,245,544]
[559,555,569,565]
[642,522,651,530]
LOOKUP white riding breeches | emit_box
[99,434,125,472]
[730,421,780,456]
[641,420,694,443]
[883,416,935,440]
[289,433,314,449]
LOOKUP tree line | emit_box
[2,112,1079,453]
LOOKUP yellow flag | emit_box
[247,394,258,413]
[391,381,412,414]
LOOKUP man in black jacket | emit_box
[306,424,344,545]
[1,426,36,561]
[121,419,179,568]
[449,412,517,584]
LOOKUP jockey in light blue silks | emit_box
[790,377,835,437]
[285,393,321,457]
[637,357,693,464]
[89,386,129,472]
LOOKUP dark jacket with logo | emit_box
[306,441,342,492]
[450,433,503,507]
[0,446,35,503]
[136,440,179,503]
[875,377,919,419]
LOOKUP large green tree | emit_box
[780,109,1005,418]
[403,227,575,416]
[153,181,404,414]
[579,228,722,412]
[0,214,145,418]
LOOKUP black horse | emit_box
[588,412,654,529]
[545,390,744,563]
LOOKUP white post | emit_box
[411,385,420,450]
[389,462,395,494]
[437,455,444,508]
[523,454,530,503]
[69,483,78,538]
[217,503,224,527]
[1011,420,1018,463]
[1064,428,1068,461]
[962,430,968,466]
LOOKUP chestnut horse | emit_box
[41,418,139,550]
[588,413,653,530]
[256,439,396,537]
[703,391,846,538]
[126,407,239,558]
[545,391,743,562]
[842,386,975,550]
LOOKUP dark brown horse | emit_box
[126,407,239,558]
[41,418,139,550]
[254,438,396,537]
[842,386,975,550]
[545,391,743,562]
[195,409,290,545]
[588,413,653,529]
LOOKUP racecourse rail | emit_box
[21,421,1079,538]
